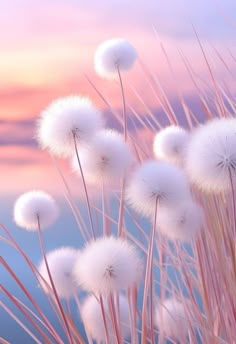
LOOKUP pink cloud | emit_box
[0,145,73,195]
[1,0,235,124]
[0,0,235,198]
[0,144,105,198]
[1,0,235,47]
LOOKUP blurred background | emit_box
[0,0,235,342]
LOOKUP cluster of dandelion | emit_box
[1,38,236,344]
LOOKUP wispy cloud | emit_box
[1,0,235,43]
[0,119,36,145]
[0,144,69,195]
[1,0,235,120]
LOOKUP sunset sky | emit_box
[0,2,236,342]
[0,0,236,195]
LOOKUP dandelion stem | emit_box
[228,168,236,238]
[102,181,109,235]
[73,132,95,239]
[0,284,50,343]
[50,155,90,242]
[228,168,236,276]
[0,237,63,344]
[117,64,127,141]
[118,176,126,237]
[108,294,122,344]
[99,295,110,344]
[36,216,74,344]
[141,196,158,343]
[150,269,155,344]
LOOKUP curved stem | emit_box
[228,167,236,238]
[99,295,110,344]
[73,132,95,239]
[117,65,127,141]
[0,301,40,344]
[101,181,109,236]
[37,216,74,344]
[150,269,155,344]
[118,176,126,237]
[0,285,50,343]
[108,294,122,344]
[0,224,64,344]
[141,197,158,343]
[228,168,236,278]
[50,155,90,242]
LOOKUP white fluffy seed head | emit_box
[81,294,130,343]
[126,160,191,218]
[153,125,189,164]
[157,200,204,241]
[185,118,236,193]
[94,38,137,79]
[72,129,134,185]
[14,191,59,231]
[38,247,79,299]
[37,95,104,158]
[155,298,190,339]
[73,236,143,293]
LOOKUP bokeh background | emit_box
[0,0,236,342]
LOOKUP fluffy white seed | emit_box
[73,236,143,293]
[94,38,137,79]
[38,247,79,299]
[126,160,191,218]
[37,95,104,157]
[157,200,204,241]
[81,294,130,343]
[153,125,189,164]
[185,118,236,193]
[14,191,59,231]
[72,129,134,184]
[155,298,190,340]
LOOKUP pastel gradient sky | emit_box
[0,0,236,195]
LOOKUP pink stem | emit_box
[99,295,110,344]
[118,176,126,237]
[36,216,74,344]
[0,284,51,343]
[73,132,95,239]
[0,300,41,344]
[141,197,158,343]
[0,253,63,344]
[117,64,127,141]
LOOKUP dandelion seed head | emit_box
[126,160,191,218]
[38,247,79,299]
[155,298,190,339]
[37,95,104,157]
[157,200,204,241]
[81,294,130,343]
[185,118,236,193]
[73,236,143,293]
[72,129,134,184]
[94,38,137,79]
[14,191,59,231]
[153,125,189,164]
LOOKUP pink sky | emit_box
[0,0,236,195]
